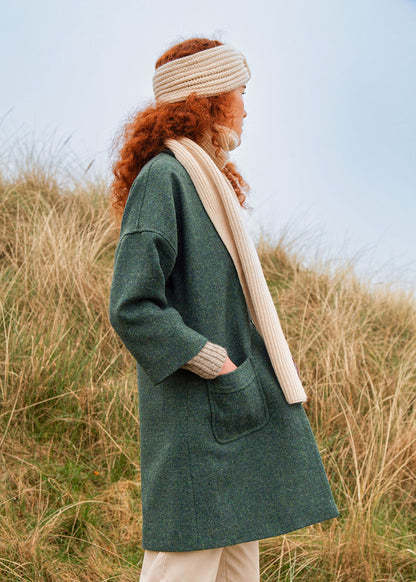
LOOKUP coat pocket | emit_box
[207,357,269,444]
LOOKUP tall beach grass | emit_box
[0,157,415,581]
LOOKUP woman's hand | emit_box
[218,356,237,375]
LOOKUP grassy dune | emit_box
[0,165,415,581]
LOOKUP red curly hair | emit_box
[111,38,249,219]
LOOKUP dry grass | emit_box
[258,241,416,581]
[0,163,415,581]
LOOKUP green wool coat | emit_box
[109,150,339,552]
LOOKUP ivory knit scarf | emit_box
[166,136,307,404]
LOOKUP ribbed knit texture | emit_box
[166,137,307,404]
[153,45,251,104]
[183,341,228,379]
[198,127,240,169]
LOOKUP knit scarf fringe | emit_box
[166,137,307,404]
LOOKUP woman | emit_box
[109,38,339,582]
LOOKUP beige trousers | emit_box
[139,540,259,582]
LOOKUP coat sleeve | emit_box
[109,228,208,384]
[109,155,209,385]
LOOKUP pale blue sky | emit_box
[2,0,416,289]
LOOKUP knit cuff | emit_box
[182,341,228,379]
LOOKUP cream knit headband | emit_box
[153,45,251,103]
